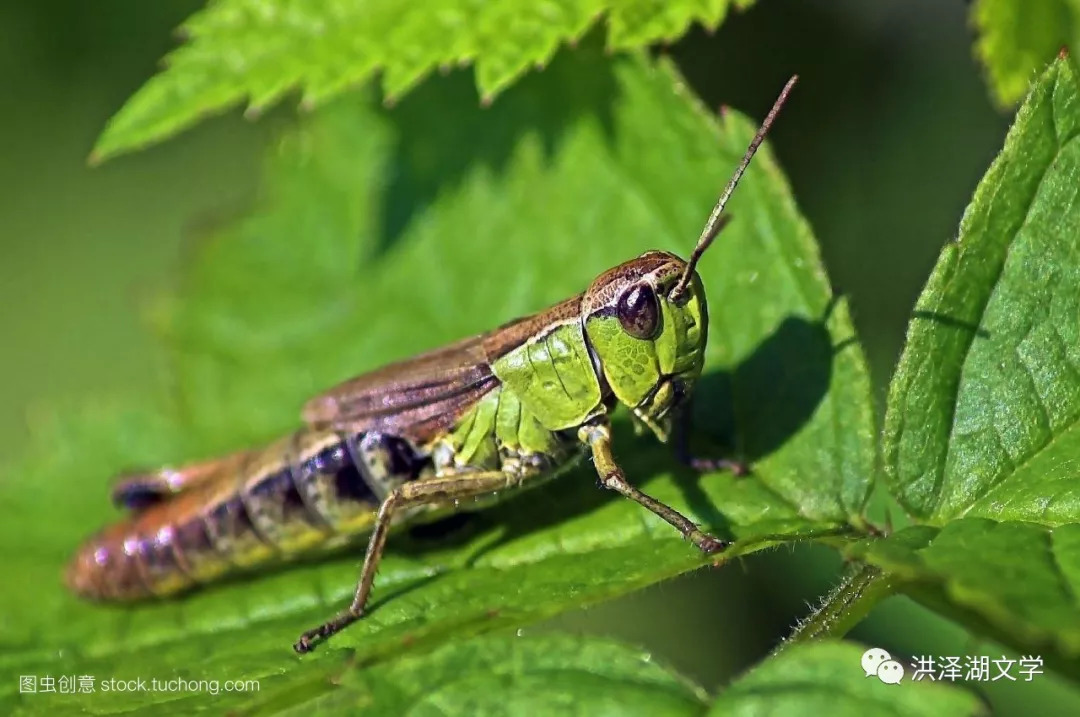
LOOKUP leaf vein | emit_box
[936,133,1063,516]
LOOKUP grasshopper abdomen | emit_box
[66,430,431,600]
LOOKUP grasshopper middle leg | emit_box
[580,420,730,554]
[671,406,749,476]
[294,470,517,654]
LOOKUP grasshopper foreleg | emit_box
[294,469,517,654]
[579,421,730,554]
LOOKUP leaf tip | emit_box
[1060,46,1071,60]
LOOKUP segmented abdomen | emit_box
[66,429,429,600]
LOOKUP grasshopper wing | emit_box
[302,335,498,441]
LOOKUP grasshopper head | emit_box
[581,250,707,442]
[578,76,798,442]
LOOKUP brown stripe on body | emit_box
[579,251,682,316]
[481,294,583,361]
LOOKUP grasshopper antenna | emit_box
[669,74,799,303]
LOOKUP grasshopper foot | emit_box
[294,610,362,654]
[694,532,731,555]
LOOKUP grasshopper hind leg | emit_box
[294,469,520,654]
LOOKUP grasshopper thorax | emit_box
[581,250,708,442]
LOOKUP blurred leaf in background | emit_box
[972,0,1080,106]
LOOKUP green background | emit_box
[1,0,1076,713]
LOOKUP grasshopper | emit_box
[67,76,798,653]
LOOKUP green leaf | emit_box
[877,55,1080,671]
[884,56,1080,525]
[321,632,709,715]
[0,50,873,713]
[710,640,985,717]
[847,519,1080,663]
[293,636,987,717]
[971,0,1080,106]
[91,0,756,163]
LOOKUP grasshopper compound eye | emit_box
[617,283,660,340]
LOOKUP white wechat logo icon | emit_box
[877,659,905,684]
[862,647,904,684]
